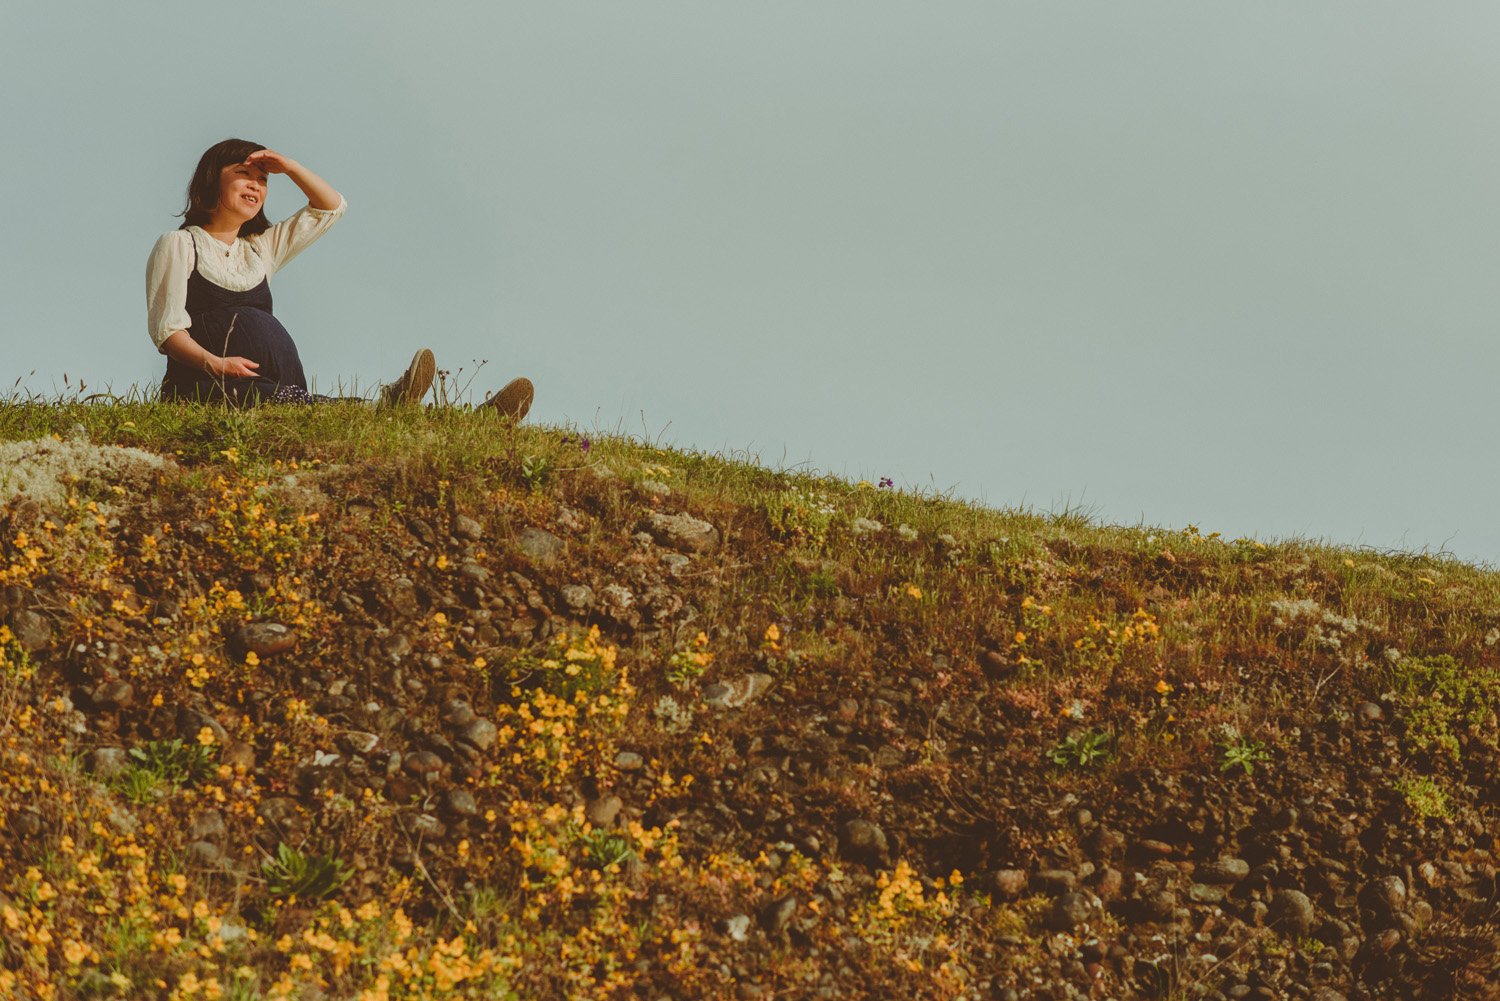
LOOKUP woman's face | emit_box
[215,161,268,227]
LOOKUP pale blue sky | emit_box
[4,2,1499,562]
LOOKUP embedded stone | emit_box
[444,789,478,817]
[516,526,566,566]
[190,810,227,842]
[839,819,888,863]
[1049,892,1093,930]
[759,895,797,934]
[457,718,498,752]
[1269,889,1316,937]
[92,681,134,711]
[643,511,720,554]
[439,699,476,728]
[451,514,484,541]
[8,610,52,651]
[702,673,773,710]
[561,584,595,610]
[402,750,444,776]
[233,622,297,657]
[1196,857,1251,884]
[993,869,1029,898]
[586,795,623,829]
[86,747,130,778]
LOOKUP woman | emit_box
[146,138,533,417]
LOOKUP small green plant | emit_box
[765,488,837,549]
[1388,655,1500,760]
[1396,776,1450,819]
[520,453,554,491]
[579,830,634,871]
[261,843,350,900]
[122,738,215,790]
[0,625,34,682]
[665,633,713,689]
[1046,730,1112,768]
[1219,736,1272,775]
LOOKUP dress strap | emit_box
[188,229,198,271]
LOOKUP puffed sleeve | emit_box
[146,231,193,353]
[250,196,347,278]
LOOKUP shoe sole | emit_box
[386,349,435,406]
[487,377,534,421]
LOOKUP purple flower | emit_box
[579,437,591,452]
[878,477,894,489]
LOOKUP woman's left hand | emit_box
[245,149,300,175]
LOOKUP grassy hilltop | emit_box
[0,401,1497,1001]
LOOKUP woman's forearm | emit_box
[285,162,341,211]
[161,330,260,379]
[162,329,212,371]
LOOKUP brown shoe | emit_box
[484,377,534,421]
[380,349,436,407]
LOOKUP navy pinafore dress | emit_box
[159,232,309,405]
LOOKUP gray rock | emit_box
[385,578,420,618]
[188,840,222,867]
[839,819,888,863]
[8,809,42,838]
[444,789,478,817]
[7,610,51,651]
[1143,890,1179,922]
[92,681,134,711]
[406,517,438,546]
[516,526,566,566]
[440,699,476,727]
[86,747,130,777]
[452,514,484,541]
[1309,989,1348,1001]
[1196,857,1251,884]
[1049,892,1093,930]
[457,563,491,585]
[586,795,623,829]
[337,731,380,756]
[233,622,297,657]
[190,810,227,842]
[760,895,797,934]
[1354,702,1383,724]
[1270,889,1316,937]
[722,913,752,942]
[403,751,444,776]
[220,740,256,770]
[1189,883,1226,905]
[1359,876,1406,916]
[1033,869,1078,895]
[600,584,634,611]
[561,585,595,610]
[614,751,645,771]
[993,869,1029,898]
[457,718,498,752]
[175,707,228,744]
[702,673,773,710]
[643,511,720,554]
[873,746,905,770]
[258,797,306,835]
[406,813,447,839]
[660,553,692,577]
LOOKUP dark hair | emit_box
[177,138,271,235]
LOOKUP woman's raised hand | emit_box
[206,355,261,379]
[244,149,299,174]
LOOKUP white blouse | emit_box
[144,197,347,352]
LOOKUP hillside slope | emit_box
[0,402,1497,1001]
